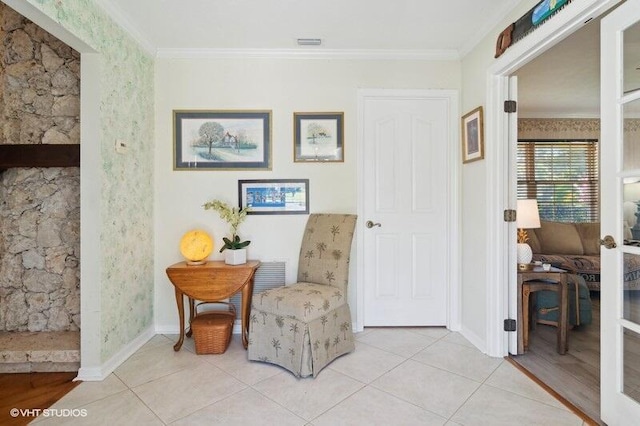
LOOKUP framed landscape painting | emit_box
[238,179,309,215]
[173,110,272,170]
[294,112,344,162]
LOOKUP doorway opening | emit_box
[486,1,625,423]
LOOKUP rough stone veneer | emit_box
[0,5,80,332]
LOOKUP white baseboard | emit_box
[154,324,180,334]
[76,325,155,381]
[459,325,489,355]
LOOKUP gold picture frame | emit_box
[461,106,484,164]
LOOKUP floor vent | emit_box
[230,261,286,319]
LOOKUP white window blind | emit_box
[517,139,599,223]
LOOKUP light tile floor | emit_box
[32,328,587,425]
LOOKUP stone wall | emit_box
[0,4,80,332]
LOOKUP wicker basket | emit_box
[191,302,236,355]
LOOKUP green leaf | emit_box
[236,240,251,249]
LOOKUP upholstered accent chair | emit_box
[248,213,357,377]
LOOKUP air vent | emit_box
[297,38,322,46]
[229,261,286,319]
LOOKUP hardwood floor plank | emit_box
[0,372,79,426]
[511,295,602,424]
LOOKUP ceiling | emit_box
[516,17,601,118]
[98,0,520,55]
[97,0,640,117]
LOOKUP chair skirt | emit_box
[248,284,355,377]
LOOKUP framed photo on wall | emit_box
[173,110,272,170]
[294,112,344,162]
[238,179,309,215]
[461,106,484,164]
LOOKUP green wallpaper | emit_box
[25,0,155,362]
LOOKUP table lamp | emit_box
[516,199,541,268]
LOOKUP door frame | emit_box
[485,0,623,357]
[600,0,640,421]
[3,0,104,379]
[355,89,461,332]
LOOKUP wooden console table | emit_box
[517,266,569,355]
[166,260,260,351]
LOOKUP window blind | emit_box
[517,139,599,223]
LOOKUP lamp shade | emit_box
[516,199,541,229]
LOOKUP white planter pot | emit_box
[224,248,247,265]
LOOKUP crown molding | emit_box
[95,0,156,57]
[155,47,460,61]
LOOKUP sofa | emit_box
[528,221,602,291]
[529,220,640,292]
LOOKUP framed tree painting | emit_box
[294,112,344,162]
[173,110,272,170]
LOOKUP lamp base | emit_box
[517,243,533,265]
[518,263,534,271]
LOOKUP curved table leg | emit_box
[186,298,195,338]
[241,275,256,349]
[173,288,185,351]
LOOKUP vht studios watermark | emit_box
[9,408,88,418]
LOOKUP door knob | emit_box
[366,220,381,228]
[600,235,617,249]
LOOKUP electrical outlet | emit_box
[115,140,128,154]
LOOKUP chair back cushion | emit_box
[297,214,357,291]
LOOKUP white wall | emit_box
[154,56,461,331]
[460,0,619,353]
[459,0,541,348]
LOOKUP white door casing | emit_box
[600,1,640,422]
[356,89,459,328]
[507,76,519,355]
[485,0,622,358]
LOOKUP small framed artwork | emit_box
[238,179,309,215]
[173,110,272,170]
[294,112,344,162]
[461,106,484,164]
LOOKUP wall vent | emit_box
[230,261,286,319]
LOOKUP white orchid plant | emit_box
[203,199,251,251]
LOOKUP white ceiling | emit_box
[98,0,520,56]
[97,0,640,117]
[516,17,601,118]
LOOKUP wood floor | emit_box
[511,294,601,424]
[0,372,80,426]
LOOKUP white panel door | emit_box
[601,1,640,423]
[362,92,453,326]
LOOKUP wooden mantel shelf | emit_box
[0,144,80,171]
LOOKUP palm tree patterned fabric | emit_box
[248,214,357,377]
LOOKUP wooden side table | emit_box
[517,266,569,355]
[166,260,260,351]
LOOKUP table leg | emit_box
[240,275,255,349]
[173,288,185,351]
[186,298,194,338]
[558,276,568,354]
[517,276,524,354]
[523,284,531,351]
